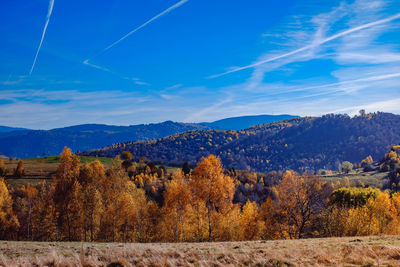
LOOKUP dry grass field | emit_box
[3,156,180,187]
[2,156,113,186]
[1,236,400,266]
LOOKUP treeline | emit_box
[2,147,400,242]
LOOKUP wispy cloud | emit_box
[82,60,151,86]
[98,0,188,57]
[184,96,233,122]
[82,1,188,84]
[29,0,55,75]
[208,12,400,79]
[164,83,183,91]
[82,59,111,73]
[84,0,188,66]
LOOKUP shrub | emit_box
[341,161,353,173]
[14,160,24,177]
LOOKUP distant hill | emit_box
[0,126,31,133]
[0,114,295,158]
[0,121,212,158]
[200,114,298,130]
[82,113,400,173]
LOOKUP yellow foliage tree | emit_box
[0,178,19,239]
[31,182,57,241]
[190,155,235,241]
[239,201,264,240]
[162,170,192,242]
[53,147,81,241]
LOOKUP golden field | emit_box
[1,236,400,266]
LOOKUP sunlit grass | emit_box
[1,236,400,266]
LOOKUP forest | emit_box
[82,112,400,173]
[1,145,400,242]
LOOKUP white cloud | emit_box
[208,11,400,78]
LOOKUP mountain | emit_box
[0,121,212,158]
[200,114,298,130]
[82,112,400,173]
[0,126,31,133]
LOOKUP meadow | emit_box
[1,236,400,266]
[3,156,113,186]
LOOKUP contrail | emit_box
[85,0,188,63]
[29,0,55,75]
[208,13,400,79]
[83,59,112,73]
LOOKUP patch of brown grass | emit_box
[1,236,400,266]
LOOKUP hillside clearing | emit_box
[321,169,387,188]
[1,236,400,266]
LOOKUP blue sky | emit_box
[1,0,400,129]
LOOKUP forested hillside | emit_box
[82,112,400,172]
[0,121,212,158]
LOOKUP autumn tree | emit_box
[82,183,102,241]
[361,155,373,166]
[0,178,19,239]
[341,161,353,174]
[14,184,38,240]
[162,170,192,241]
[121,151,133,171]
[259,197,284,239]
[189,155,235,241]
[79,161,104,241]
[97,160,156,242]
[65,181,84,241]
[273,171,328,238]
[31,182,57,241]
[135,197,160,242]
[239,201,264,240]
[53,147,81,241]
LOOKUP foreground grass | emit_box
[1,236,400,266]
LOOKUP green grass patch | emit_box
[22,156,114,165]
[322,171,387,188]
